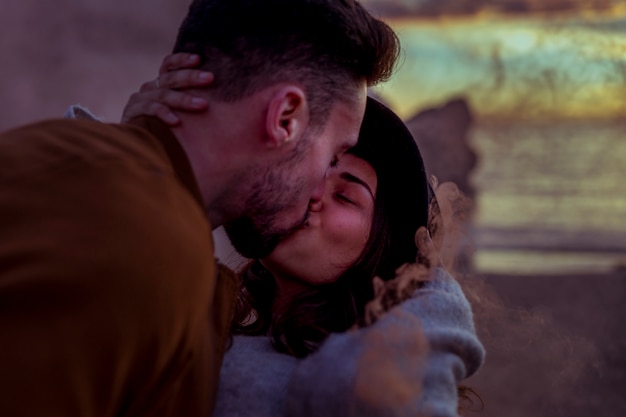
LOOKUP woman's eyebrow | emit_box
[339,172,375,199]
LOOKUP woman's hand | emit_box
[121,53,214,126]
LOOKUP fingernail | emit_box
[165,113,179,125]
[187,54,200,62]
[198,72,212,82]
[191,97,207,107]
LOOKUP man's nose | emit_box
[308,177,326,212]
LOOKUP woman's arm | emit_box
[285,267,485,417]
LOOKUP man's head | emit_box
[173,0,400,257]
[173,0,399,126]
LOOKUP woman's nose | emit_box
[308,198,323,212]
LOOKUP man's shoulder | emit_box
[2,117,162,157]
[3,117,124,138]
[0,119,213,269]
[0,118,169,183]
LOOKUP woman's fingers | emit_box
[159,69,214,90]
[139,70,214,93]
[145,89,208,111]
[122,53,213,125]
[126,101,180,126]
[159,53,202,74]
[121,90,208,125]
[122,93,178,125]
[157,53,213,90]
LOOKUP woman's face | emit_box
[261,153,377,287]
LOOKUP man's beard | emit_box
[226,137,311,258]
[224,210,308,259]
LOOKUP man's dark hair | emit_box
[173,0,400,126]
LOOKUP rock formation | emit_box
[405,98,477,199]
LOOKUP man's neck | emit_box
[169,119,243,229]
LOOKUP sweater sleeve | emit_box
[64,104,102,121]
[285,267,485,417]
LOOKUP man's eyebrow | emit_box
[339,172,375,199]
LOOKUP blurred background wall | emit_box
[2,0,625,415]
[0,0,188,128]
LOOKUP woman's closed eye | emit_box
[334,192,357,205]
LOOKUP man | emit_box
[0,0,399,416]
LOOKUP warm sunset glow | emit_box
[372,13,626,121]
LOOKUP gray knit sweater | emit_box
[214,268,485,417]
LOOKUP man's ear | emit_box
[265,86,309,149]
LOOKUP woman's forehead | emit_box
[334,153,377,197]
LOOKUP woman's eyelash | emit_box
[335,193,354,204]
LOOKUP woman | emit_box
[230,94,433,358]
[66,55,484,416]
[220,98,484,417]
